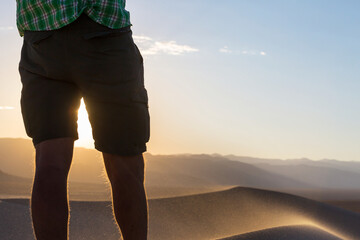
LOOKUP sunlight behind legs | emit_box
[75,98,94,149]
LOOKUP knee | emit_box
[103,154,145,185]
[36,164,69,177]
[32,165,69,200]
[35,153,73,180]
[34,138,74,174]
[33,166,69,191]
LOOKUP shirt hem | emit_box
[17,9,131,37]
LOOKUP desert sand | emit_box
[2,139,360,239]
[1,187,360,240]
[219,225,342,240]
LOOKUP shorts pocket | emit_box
[82,27,132,40]
[24,31,54,46]
[131,88,149,106]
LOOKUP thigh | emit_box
[35,138,75,171]
[103,153,145,183]
[76,29,150,156]
[84,89,150,156]
[19,67,82,145]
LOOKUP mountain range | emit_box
[1,138,360,200]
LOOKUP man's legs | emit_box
[31,138,74,240]
[103,153,148,240]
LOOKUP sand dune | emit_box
[0,199,33,240]
[1,187,360,240]
[1,139,360,239]
[218,225,342,240]
[148,187,360,240]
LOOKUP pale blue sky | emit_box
[1,0,360,161]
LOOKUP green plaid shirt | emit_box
[16,0,131,36]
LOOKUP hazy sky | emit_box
[1,0,360,161]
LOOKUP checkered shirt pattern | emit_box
[16,0,131,36]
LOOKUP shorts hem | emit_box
[32,135,79,146]
[94,142,147,156]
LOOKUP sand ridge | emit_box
[218,225,342,240]
[2,186,360,239]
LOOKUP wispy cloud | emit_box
[240,50,267,56]
[0,26,15,31]
[219,46,232,54]
[133,35,153,43]
[219,46,267,56]
[0,106,15,110]
[133,35,199,56]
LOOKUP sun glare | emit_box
[75,98,94,149]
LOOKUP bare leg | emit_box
[103,153,148,240]
[31,138,74,240]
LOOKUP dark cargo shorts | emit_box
[19,13,150,155]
